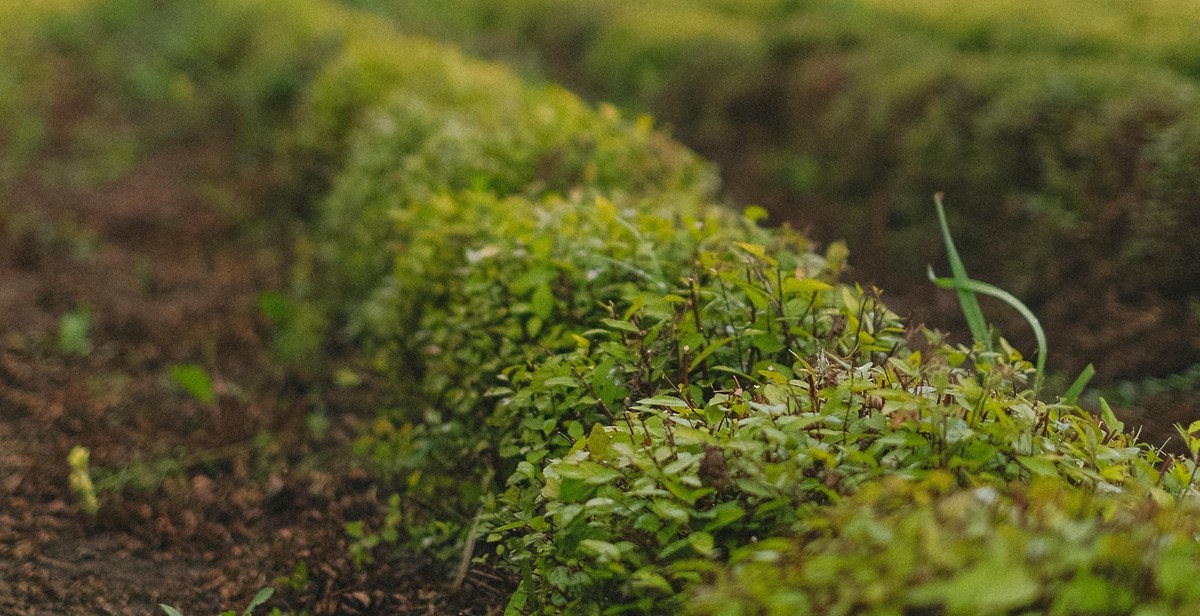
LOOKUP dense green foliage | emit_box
[349,0,1200,381]
[291,4,1200,614]
[7,1,1200,614]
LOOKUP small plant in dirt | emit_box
[159,587,275,616]
[67,445,98,515]
[58,304,93,358]
[169,363,217,406]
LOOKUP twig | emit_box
[452,506,484,590]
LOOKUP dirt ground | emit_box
[0,86,509,613]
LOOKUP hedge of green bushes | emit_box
[312,40,1200,610]
[11,1,1200,614]
[348,0,1200,383]
[283,3,1200,614]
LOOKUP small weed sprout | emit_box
[67,445,98,515]
[58,304,92,357]
[159,587,274,616]
[169,363,217,406]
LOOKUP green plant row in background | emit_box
[7,0,1200,614]
[345,0,1200,384]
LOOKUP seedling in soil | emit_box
[159,586,274,616]
[67,445,98,515]
[58,304,92,357]
[169,363,217,406]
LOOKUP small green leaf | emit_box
[542,376,579,389]
[637,396,690,409]
[587,423,611,458]
[1063,364,1095,405]
[558,477,593,502]
[257,292,294,323]
[531,283,554,321]
[743,205,769,222]
[1099,398,1124,437]
[1017,455,1059,478]
[159,606,185,616]
[170,364,216,406]
[555,461,622,485]
[734,242,767,260]
[580,539,622,562]
[504,581,527,616]
[58,306,92,357]
[631,569,674,594]
[242,587,274,616]
[688,336,735,370]
[651,499,691,524]
[783,277,833,295]
[703,502,745,531]
[601,318,640,333]
[687,531,715,557]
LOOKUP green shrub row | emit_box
[348,0,1200,382]
[287,5,1200,615]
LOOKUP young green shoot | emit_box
[929,194,1048,395]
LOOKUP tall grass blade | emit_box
[933,194,991,351]
[1063,363,1096,405]
[927,269,1047,394]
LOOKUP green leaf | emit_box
[687,531,715,557]
[734,242,767,260]
[531,283,554,321]
[587,423,611,458]
[257,291,294,323]
[743,205,769,222]
[159,606,185,616]
[631,569,674,594]
[782,277,832,295]
[558,477,593,503]
[580,539,622,562]
[503,581,527,616]
[555,462,622,485]
[1017,455,1059,478]
[169,364,216,406]
[601,318,640,333]
[542,376,579,389]
[688,336,735,370]
[703,502,746,531]
[1099,398,1124,437]
[1063,364,1095,405]
[637,396,690,409]
[651,499,691,524]
[242,587,274,616]
[58,306,92,357]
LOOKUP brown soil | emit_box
[0,84,508,614]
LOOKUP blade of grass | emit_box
[927,269,1047,394]
[1063,363,1096,405]
[933,194,991,351]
